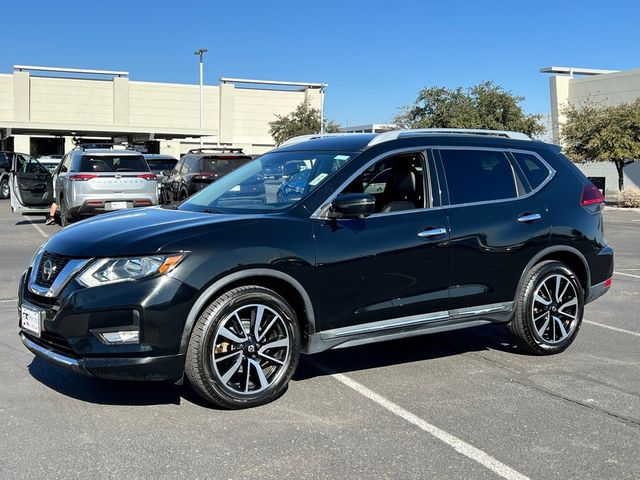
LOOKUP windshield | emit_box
[180,150,355,213]
[80,155,150,173]
[146,159,177,172]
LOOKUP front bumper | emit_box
[21,332,185,381]
[18,268,197,383]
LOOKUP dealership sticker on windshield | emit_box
[309,173,328,186]
[20,305,42,337]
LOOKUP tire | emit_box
[60,198,74,227]
[180,189,189,201]
[0,177,9,199]
[185,286,301,409]
[508,261,584,355]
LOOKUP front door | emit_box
[312,150,450,333]
[11,154,53,208]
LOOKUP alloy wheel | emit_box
[0,180,8,199]
[211,303,291,395]
[531,274,579,344]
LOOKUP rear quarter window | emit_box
[440,149,517,205]
[203,156,252,175]
[512,152,550,190]
[80,155,150,173]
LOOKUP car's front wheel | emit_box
[509,261,584,355]
[0,177,9,199]
[185,286,301,409]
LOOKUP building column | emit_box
[113,76,129,125]
[549,75,571,143]
[13,71,30,122]
[219,83,235,144]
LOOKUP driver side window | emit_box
[337,151,428,214]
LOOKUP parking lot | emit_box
[0,201,638,480]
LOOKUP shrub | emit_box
[618,187,640,208]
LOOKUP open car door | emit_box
[10,153,53,215]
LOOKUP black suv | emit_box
[164,148,253,201]
[0,151,18,199]
[18,129,613,409]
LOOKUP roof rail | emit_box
[187,147,245,154]
[74,142,118,150]
[278,133,359,148]
[368,128,531,146]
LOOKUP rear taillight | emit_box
[581,184,605,206]
[604,277,613,288]
[137,173,157,181]
[69,174,98,181]
[133,199,153,206]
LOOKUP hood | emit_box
[43,207,254,257]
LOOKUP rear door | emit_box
[10,154,53,207]
[436,147,551,311]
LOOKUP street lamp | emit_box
[194,48,208,146]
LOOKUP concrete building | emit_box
[0,65,324,157]
[340,123,396,134]
[543,66,640,193]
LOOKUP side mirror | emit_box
[328,193,376,219]
[162,170,172,177]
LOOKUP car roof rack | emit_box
[367,128,531,146]
[187,147,245,154]
[278,133,361,148]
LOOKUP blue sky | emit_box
[3,0,639,126]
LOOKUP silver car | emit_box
[11,144,158,225]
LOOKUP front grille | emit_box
[36,252,70,288]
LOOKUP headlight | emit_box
[77,254,184,287]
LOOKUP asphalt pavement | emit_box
[0,202,638,480]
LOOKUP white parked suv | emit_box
[54,144,158,226]
[11,143,158,225]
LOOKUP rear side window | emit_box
[203,156,252,175]
[146,158,177,171]
[440,149,517,205]
[0,153,8,168]
[80,155,150,173]
[512,152,550,190]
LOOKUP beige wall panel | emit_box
[30,77,113,124]
[0,75,13,120]
[129,82,219,130]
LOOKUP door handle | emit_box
[418,226,447,238]
[517,213,542,223]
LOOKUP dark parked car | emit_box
[144,154,178,204]
[0,151,12,199]
[18,129,613,409]
[164,148,252,201]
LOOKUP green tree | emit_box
[394,81,544,138]
[561,99,640,190]
[268,98,341,146]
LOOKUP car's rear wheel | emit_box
[185,286,301,409]
[509,261,584,355]
[60,198,74,227]
[0,178,9,199]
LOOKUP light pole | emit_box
[319,84,327,134]
[194,48,208,147]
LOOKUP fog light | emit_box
[98,330,139,345]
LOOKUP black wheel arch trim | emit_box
[178,268,316,356]
[514,245,591,304]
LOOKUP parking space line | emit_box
[27,220,50,239]
[309,359,530,480]
[0,299,17,303]
[585,320,640,338]
[614,271,640,279]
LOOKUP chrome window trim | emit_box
[310,146,555,220]
[28,250,91,298]
[435,146,556,210]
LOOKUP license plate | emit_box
[20,305,43,337]
[107,201,128,210]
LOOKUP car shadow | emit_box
[26,323,528,408]
[27,359,183,406]
[293,323,528,382]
